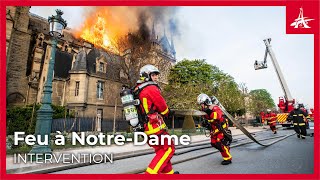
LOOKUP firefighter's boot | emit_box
[174,171,180,174]
[274,131,277,134]
[297,134,300,138]
[221,160,232,165]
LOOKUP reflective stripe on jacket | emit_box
[136,83,169,135]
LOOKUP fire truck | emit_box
[254,38,295,127]
[309,108,314,120]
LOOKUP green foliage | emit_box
[169,59,217,85]
[6,104,72,135]
[215,80,245,116]
[52,105,69,119]
[163,82,213,109]
[164,59,246,116]
[248,89,276,116]
[6,104,39,135]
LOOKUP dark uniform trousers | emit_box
[293,118,307,138]
[288,109,308,138]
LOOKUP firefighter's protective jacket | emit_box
[264,112,277,125]
[288,109,308,125]
[203,105,228,135]
[300,108,311,119]
[135,83,169,135]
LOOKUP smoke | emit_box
[169,18,180,37]
[137,13,150,42]
[77,6,180,38]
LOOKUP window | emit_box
[97,81,104,99]
[75,81,80,96]
[97,109,103,120]
[99,62,104,72]
[96,109,103,132]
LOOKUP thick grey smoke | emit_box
[82,6,180,38]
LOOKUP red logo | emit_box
[286,1,318,34]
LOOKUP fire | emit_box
[79,15,116,52]
[75,7,142,53]
[76,12,121,53]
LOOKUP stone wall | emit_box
[52,79,67,106]
[5,6,174,127]
[6,6,31,106]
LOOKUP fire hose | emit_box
[173,104,285,147]
[216,103,280,147]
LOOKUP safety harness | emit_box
[133,81,166,135]
[202,107,233,146]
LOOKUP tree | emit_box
[215,80,245,116]
[116,23,152,87]
[248,89,276,116]
[168,59,217,85]
[164,59,246,116]
[114,14,174,87]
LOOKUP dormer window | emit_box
[99,62,104,72]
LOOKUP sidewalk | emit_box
[6,126,267,173]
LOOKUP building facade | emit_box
[6,6,176,131]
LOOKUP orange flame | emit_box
[75,7,142,53]
[77,14,117,53]
[76,7,132,53]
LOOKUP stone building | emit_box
[6,6,176,131]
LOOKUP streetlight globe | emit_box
[48,9,67,38]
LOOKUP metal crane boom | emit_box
[263,38,293,101]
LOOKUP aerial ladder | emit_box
[254,38,295,127]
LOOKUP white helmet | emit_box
[197,93,212,105]
[267,109,271,113]
[294,103,299,109]
[139,64,160,82]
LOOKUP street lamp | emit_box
[30,9,67,154]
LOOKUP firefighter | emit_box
[287,104,309,139]
[299,104,310,129]
[265,109,277,134]
[197,94,233,165]
[133,64,179,174]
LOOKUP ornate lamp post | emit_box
[30,9,67,154]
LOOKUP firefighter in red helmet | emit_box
[133,64,179,174]
[265,109,277,134]
[197,94,233,165]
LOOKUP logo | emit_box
[290,7,314,28]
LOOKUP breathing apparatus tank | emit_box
[120,86,140,127]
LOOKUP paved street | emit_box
[173,131,314,174]
[52,128,314,174]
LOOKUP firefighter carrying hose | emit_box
[197,94,233,165]
[287,104,309,139]
[265,109,277,134]
[132,64,179,174]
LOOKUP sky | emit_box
[30,6,314,108]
